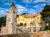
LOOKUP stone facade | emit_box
[6,2,17,34]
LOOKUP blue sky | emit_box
[0,0,50,17]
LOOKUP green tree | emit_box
[0,16,6,28]
[21,13,27,15]
[40,5,50,23]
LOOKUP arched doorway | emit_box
[24,23,26,26]
[20,23,23,26]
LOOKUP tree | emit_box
[21,13,27,15]
[40,5,50,23]
[0,16,6,28]
[42,5,50,12]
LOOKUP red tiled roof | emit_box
[16,15,19,18]
[23,15,35,18]
[16,13,38,18]
[23,13,38,18]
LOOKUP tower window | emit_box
[12,8,13,9]
[13,11,15,14]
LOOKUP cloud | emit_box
[22,0,32,3]
[0,10,6,15]
[26,5,28,6]
[15,4,37,14]
[15,4,28,14]
[34,4,40,8]
[29,9,37,14]
[4,3,12,5]
[0,7,5,9]
[0,8,9,17]
[33,0,50,3]
[34,4,45,12]
[34,4,46,9]
[40,4,46,6]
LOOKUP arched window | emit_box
[20,23,23,26]
[24,23,26,26]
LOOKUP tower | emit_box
[6,2,17,34]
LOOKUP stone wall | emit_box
[0,33,30,37]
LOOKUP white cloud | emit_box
[22,0,32,3]
[15,4,37,14]
[33,0,50,3]
[34,4,46,9]
[40,4,46,6]
[34,4,40,8]
[15,4,28,14]
[5,9,9,11]
[26,5,28,6]
[0,10,6,15]
[0,7,5,9]
[4,3,12,5]
[29,9,37,14]
[34,4,44,12]
[0,8,9,17]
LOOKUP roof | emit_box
[10,2,16,8]
[16,13,39,18]
[23,13,38,18]
[16,15,19,18]
[23,15,35,18]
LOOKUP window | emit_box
[18,19,20,21]
[27,18,28,19]
[21,28,22,29]
[21,19,22,20]
[8,18,10,21]
[37,17,39,19]
[23,19,25,21]
[11,23,14,26]
[14,20,16,22]
[24,23,26,26]
[12,8,13,9]
[28,24,29,26]
[25,28,26,29]
[31,18,32,19]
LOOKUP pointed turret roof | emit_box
[10,2,16,8]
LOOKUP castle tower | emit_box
[6,2,17,34]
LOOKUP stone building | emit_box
[6,2,17,34]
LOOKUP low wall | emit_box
[0,33,30,37]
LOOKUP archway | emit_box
[24,23,26,26]
[20,23,23,26]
